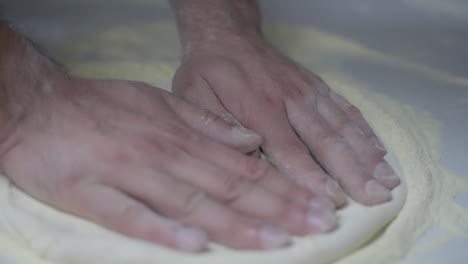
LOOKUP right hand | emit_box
[0,76,337,252]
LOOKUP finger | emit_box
[241,109,347,207]
[329,90,387,152]
[165,93,262,154]
[173,75,241,125]
[285,98,392,206]
[315,95,400,189]
[174,72,340,208]
[109,167,292,250]
[64,184,208,252]
[172,74,260,152]
[176,131,337,211]
[158,151,335,235]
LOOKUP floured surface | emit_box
[0,22,467,264]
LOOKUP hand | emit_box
[172,35,400,207]
[0,76,338,252]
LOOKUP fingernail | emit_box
[307,209,337,232]
[365,180,391,201]
[374,162,401,188]
[232,126,262,140]
[374,162,398,180]
[259,225,291,249]
[370,137,387,152]
[326,180,348,207]
[176,227,208,252]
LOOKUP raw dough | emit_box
[0,22,467,264]
[0,164,405,264]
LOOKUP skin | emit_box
[0,22,336,252]
[170,0,401,207]
[0,0,400,254]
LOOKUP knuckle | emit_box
[173,127,193,141]
[115,203,149,234]
[273,144,308,161]
[287,184,307,200]
[330,90,351,107]
[176,190,206,219]
[243,158,270,182]
[163,122,192,140]
[312,74,325,85]
[316,128,340,144]
[295,171,329,192]
[121,203,147,222]
[220,175,252,204]
[335,118,354,134]
[285,86,307,101]
[312,174,329,186]
[185,133,202,146]
[315,81,331,96]
[275,200,294,222]
[315,130,344,155]
[165,124,200,146]
[54,172,87,198]
[345,105,362,117]
[115,203,168,242]
[141,136,187,164]
[305,74,330,96]
[258,92,280,109]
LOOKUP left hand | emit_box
[172,34,400,207]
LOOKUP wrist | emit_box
[178,16,263,45]
[183,29,265,53]
[170,0,264,54]
[0,23,68,154]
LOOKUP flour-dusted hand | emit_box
[170,0,400,207]
[0,23,338,252]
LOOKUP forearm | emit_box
[169,0,263,51]
[0,22,63,148]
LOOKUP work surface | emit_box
[1,0,467,263]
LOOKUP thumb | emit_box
[167,89,262,154]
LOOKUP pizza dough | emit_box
[0,162,405,264]
[0,22,467,264]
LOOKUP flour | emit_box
[0,22,467,264]
[327,76,468,264]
